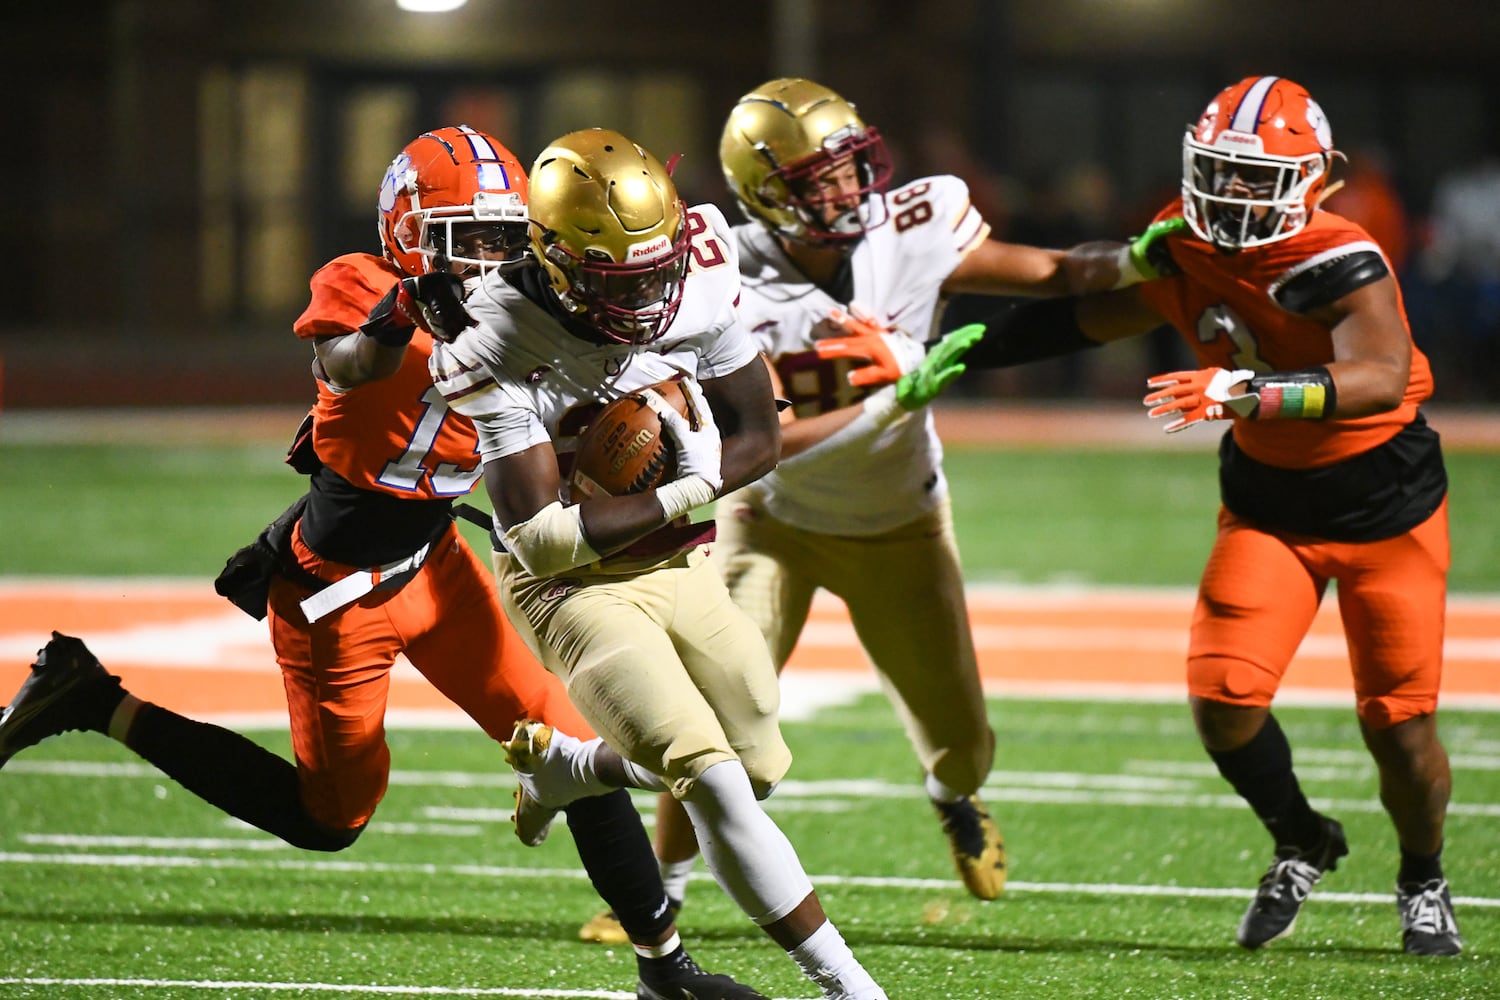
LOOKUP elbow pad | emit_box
[501,501,601,577]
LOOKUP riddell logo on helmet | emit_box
[628,235,672,261]
[1219,132,1258,146]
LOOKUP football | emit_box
[568,380,692,499]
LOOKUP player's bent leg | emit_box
[1359,713,1451,856]
[269,576,403,833]
[3,632,362,851]
[407,538,595,742]
[668,556,791,798]
[1195,701,1347,948]
[580,790,695,946]
[682,760,886,999]
[1359,713,1463,955]
[125,699,363,851]
[563,789,770,999]
[835,502,1002,899]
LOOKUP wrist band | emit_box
[1111,245,1146,290]
[655,475,716,521]
[1248,367,1337,420]
[359,284,417,346]
[862,385,903,425]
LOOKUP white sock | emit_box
[542,731,612,803]
[632,929,681,960]
[790,921,885,1000]
[925,771,965,804]
[659,856,696,904]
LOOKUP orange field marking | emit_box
[1,580,1496,719]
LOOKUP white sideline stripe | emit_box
[1,851,1497,911]
[0,980,639,999]
[10,761,1500,815]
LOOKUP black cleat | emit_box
[1398,878,1463,955]
[1236,815,1349,949]
[0,631,117,768]
[637,953,769,1000]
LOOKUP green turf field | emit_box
[1,431,1496,998]
[2,440,1497,590]
[1,697,1495,998]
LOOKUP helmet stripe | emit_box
[1229,76,1280,133]
[458,125,498,161]
[476,162,511,191]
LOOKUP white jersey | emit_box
[734,174,988,535]
[429,203,755,470]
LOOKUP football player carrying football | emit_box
[0,125,769,1000]
[587,77,1181,943]
[428,127,912,1000]
[962,76,1462,956]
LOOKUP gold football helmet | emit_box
[528,128,689,345]
[720,78,893,245]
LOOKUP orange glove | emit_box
[814,307,925,388]
[1143,367,1258,433]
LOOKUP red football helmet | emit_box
[1182,76,1341,251]
[377,125,529,276]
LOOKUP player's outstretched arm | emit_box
[941,218,1185,299]
[956,286,1163,371]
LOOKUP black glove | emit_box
[214,495,309,620]
[360,270,474,346]
[396,271,473,343]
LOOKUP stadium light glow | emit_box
[396,0,468,12]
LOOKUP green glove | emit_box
[896,323,985,410]
[1127,217,1186,280]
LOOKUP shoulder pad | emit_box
[1273,249,1389,314]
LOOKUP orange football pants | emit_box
[267,521,592,832]
[1187,499,1449,729]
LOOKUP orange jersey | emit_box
[292,253,483,500]
[1138,208,1434,469]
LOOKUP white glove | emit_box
[641,380,723,493]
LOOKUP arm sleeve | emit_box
[957,297,1101,370]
